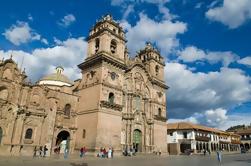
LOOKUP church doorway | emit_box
[0,127,2,145]
[56,130,70,153]
[133,129,142,152]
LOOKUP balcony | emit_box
[154,115,166,122]
[195,135,210,142]
[122,113,134,120]
[100,100,123,111]
[147,119,154,124]
[231,140,241,144]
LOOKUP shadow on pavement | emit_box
[70,163,88,166]
[235,159,251,163]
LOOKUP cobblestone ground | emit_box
[0,153,250,166]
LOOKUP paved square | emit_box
[0,153,250,166]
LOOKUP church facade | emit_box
[0,15,168,156]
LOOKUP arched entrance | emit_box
[56,130,70,153]
[0,127,3,145]
[133,129,142,152]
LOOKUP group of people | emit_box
[33,145,48,158]
[97,147,113,158]
[122,147,136,156]
[80,146,87,158]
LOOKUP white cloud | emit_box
[111,0,175,20]
[58,14,76,27]
[238,57,251,67]
[0,37,87,82]
[178,46,239,66]
[122,4,134,20]
[195,2,204,9]
[2,21,47,46]
[218,113,251,130]
[206,0,251,29]
[41,38,48,45]
[204,108,228,126]
[165,62,251,122]
[28,14,33,21]
[121,13,186,56]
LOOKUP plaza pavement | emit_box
[0,153,250,166]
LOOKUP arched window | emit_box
[0,87,8,100]
[110,39,117,54]
[108,92,115,104]
[25,128,33,139]
[155,65,159,75]
[135,96,141,111]
[95,38,100,53]
[82,129,86,139]
[158,108,162,116]
[64,104,71,117]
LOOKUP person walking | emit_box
[64,148,69,159]
[83,146,87,156]
[39,146,43,157]
[108,148,112,158]
[43,145,48,157]
[80,147,84,158]
[111,147,114,158]
[33,146,37,158]
[216,150,222,165]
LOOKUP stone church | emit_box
[0,15,168,156]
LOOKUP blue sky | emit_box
[0,0,251,129]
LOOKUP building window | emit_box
[108,93,115,104]
[110,39,117,54]
[183,132,187,139]
[155,65,159,75]
[0,87,8,100]
[25,128,33,139]
[82,129,86,139]
[64,104,71,117]
[95,38,100,53]
[170,132,173,136]
[158,108,162,116]
[135,96,141,111]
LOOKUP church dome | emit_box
[38,66,73,87]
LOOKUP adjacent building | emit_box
[234,128,251,151]
[167,122,241,155]
[0,14,168,156]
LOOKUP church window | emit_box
[155,65,159,75]
[158,108,162,116]
[82,129,86,139]
[111,72,116,80]
[64,104,71,117]
[135,96,141,111]
[110,39,117,54]
[0,87,8,101]
[108,92,115,104]
[25,128,33,139]
[95,38,100,53]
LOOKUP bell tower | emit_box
[76,14,127,153]
[137,42,165,82]
[87,14,127,61]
